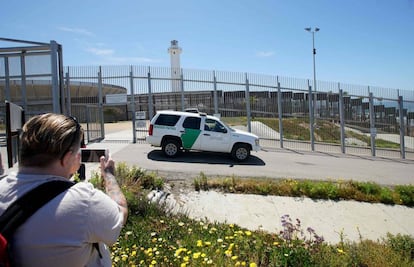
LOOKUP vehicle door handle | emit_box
[180,130,185,133]
[203,133,210,136]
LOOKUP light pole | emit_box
[305,27,319,118]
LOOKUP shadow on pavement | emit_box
[147,150,265,166]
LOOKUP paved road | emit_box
[87,130,414,186]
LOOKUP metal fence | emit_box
[2,63,413,159]
[63,65,414,160]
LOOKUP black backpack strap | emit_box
[0,180,74,239]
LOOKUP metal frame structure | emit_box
[0,37,65,116]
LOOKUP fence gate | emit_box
[0,37,66,120]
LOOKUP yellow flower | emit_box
[196,240,203,247]
[249,263,257,267]
[337,248,345,254]
[232,255,238,260]
[245,230,252,236]
[178,222,185,226]
[217,238,223,243]
[193,252,201,259]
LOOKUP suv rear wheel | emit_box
[231,144,250,162]
[162,139,181,157]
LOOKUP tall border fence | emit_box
[65,65,414,160]
[2,64,413,160]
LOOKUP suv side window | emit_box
[155,114,180,126]
[205,118,227,133]
[182,117,201,129]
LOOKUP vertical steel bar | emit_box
[98,66,105,139]
[245,73,251,133]
[130,66,137,143]
[50,40,60,113]
[368,91,376,156]
[4,57,11,101]
[180,71,185,111]
[148,67,154,119]
[86,106,91,143]
[213,71,218,115]
[58,44,65,114]
[20,54,27,112]
[308,82,315,151]
[277,79,283,148]
[65,70,71,115]
[339,87,346,153]
[398,96,406,159]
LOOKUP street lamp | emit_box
[305,27,319,117]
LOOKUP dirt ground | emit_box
[103,121,133,133]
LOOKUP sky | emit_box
[1,0,414,91]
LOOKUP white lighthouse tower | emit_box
[168,40,182,92]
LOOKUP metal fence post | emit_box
[86,106,91,142]
[65,70,71,115]
[308,82,315,151]
[368,91,376,156]
[20,54,27,113]
[4,57,11,101]
[98,66,105,139]
[213,71,218,115]
[245,73,251,133]
[338,87,346,153]
[180,71,185,111]
[130,66,137,144]
[50,40,60,113]
[147,67,154,119]
[277,79,283,148]
[398,96,406,159]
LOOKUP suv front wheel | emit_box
[231,144,251,162]
[162,139,181,157]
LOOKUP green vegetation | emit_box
[195,172,414,207]
[86,164,413,266]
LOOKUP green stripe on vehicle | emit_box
[181,129,201,149]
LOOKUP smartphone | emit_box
[80,148,108,163]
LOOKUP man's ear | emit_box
[60,150,73,167]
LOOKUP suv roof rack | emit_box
[184,108,199,113]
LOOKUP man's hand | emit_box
[100,155,128,225]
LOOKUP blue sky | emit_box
[1,0,414,91]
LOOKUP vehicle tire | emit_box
[162,139,181,157]
[231,144,250,162]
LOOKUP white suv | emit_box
[146,110,260,161]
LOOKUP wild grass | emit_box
[200,173,414,207]
[87,164,413,266]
